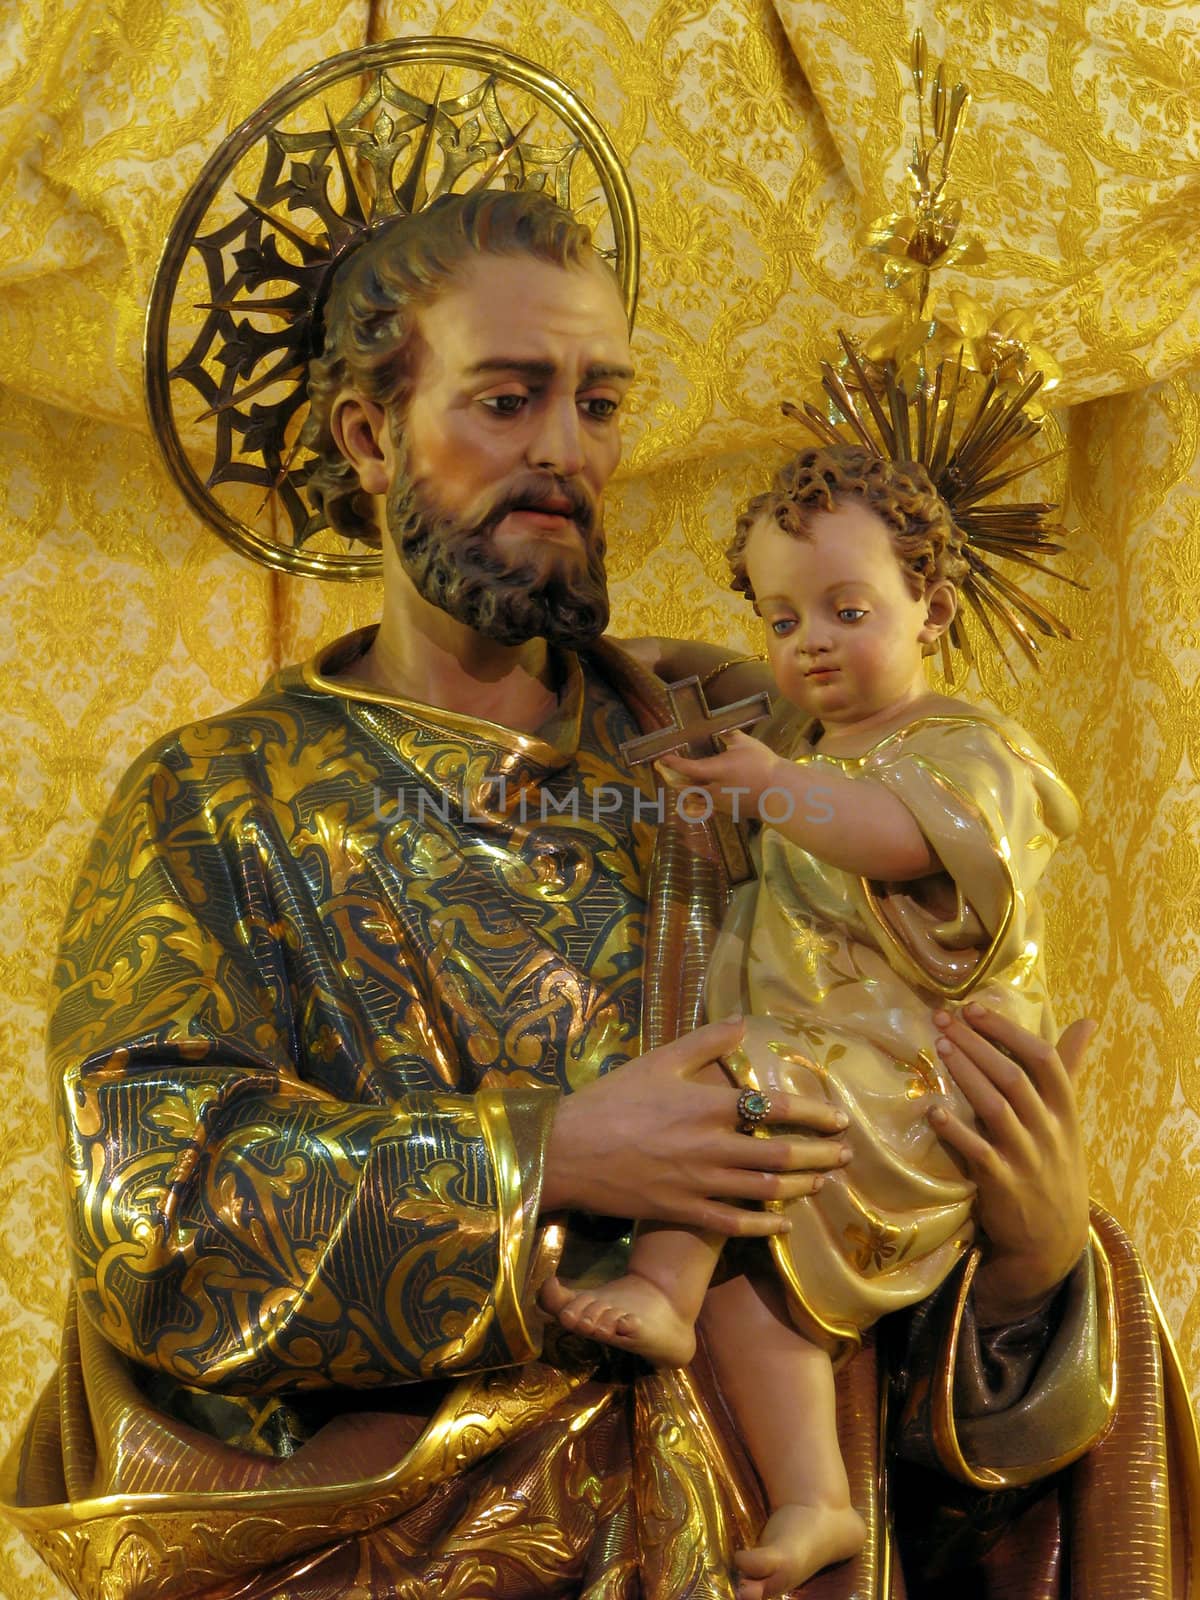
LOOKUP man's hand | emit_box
[542,1018,851,1235]
[928,1004,1096,1327]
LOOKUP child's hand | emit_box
[658,730,785,819]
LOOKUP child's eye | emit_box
[837,608,867,623]
[770,618,797,637]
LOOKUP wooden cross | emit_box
[620,675,772,883]
[620,675,772,766]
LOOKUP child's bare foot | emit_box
[539,1272,697,1365]
[733,1502,866,1599]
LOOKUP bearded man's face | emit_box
[382,254,633,647]
[385,464,611,648]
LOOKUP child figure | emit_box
[542,444,1080,1598]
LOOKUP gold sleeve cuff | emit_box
[932,1230,1117,1488]
[475,1087,562,1362]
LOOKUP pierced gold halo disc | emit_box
[145,37,639,581]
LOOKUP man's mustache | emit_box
[387,464,610,647]
[484,477,597,538]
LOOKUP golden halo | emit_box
[145,37,639,581]
[787,336,1083,681]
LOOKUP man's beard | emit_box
[384,469,610,648]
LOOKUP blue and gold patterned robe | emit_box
[2,634,1179,1600]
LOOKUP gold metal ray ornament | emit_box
[786,29,1083,683]
[784,336,1085,682]
[145,38,639,580]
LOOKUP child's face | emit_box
[744,499,941,727]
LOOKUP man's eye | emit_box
[582,396,620,420]
[481,394,527,415]
[837,608,867,623]
[770,618,797,637]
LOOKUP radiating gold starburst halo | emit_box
[786,32,1083,681]
[785,337,1084,681]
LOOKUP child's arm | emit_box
[662,729,936,881]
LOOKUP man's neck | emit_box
[354,611,561,734]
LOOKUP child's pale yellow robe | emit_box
[706,707,1081,1355]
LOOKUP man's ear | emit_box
[919,579,958,645]
[331,395,393,496]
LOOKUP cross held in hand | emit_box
[619,675,771,887]
[619,675,772,767]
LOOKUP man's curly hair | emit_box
[303,189,599,544]
[726,444,968,600]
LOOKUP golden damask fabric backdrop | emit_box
[2,1,1198,1593]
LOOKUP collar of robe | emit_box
[301,625,589,822]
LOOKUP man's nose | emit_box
[528,397,586,476]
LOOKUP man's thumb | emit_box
[1057,1017,1099,1079]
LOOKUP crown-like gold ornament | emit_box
[788,31,1081,678]
[145,38,639,580]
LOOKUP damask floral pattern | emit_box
[2,2,1198,1594]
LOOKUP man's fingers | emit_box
[666,1024,848,1134]
[713,1057,849,1135]
[722,1131,851,1173]
[933,1031,1029,1146]
[765,1170,835,1202]
[928,1102,1002,1179]
[672,1017,748,1068]
[760,1092,849,1135]
[1056,1017,1099,1081]
[669,1017,746,1071]
[691,1198,798,1237]
[658,752,720,782]
[945,1005,1073,1107]
[935,1008,1054,1127]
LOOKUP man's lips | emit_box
[501,505,581,536]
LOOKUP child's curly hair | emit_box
[727,444,968,601]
